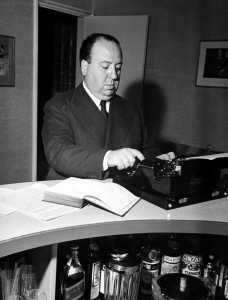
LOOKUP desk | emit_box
[1,180,228,257]
[0,180,228,299]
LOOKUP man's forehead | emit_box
[91,39,122,62]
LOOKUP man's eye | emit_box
[101,65,109,69]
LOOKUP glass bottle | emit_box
[126,234,141,257]
[161,233,181,274]
[61,246,85,300]
[203,254,219,299]
[140,233,161,295]
[203,254,216,279]
[181,234,203,278]
[84,238,101,300]
[58,251,70,300]
[99,236,115,300]
[104,248,141,300]
[99,262,105,300]
[215,256,228,300]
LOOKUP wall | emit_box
[0,0,35,184]
[93,0,228,153]
[0,0,227,184]
[0,0,93,184]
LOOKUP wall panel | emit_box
[94,0,228,153]
[0,0,34,184]
[0,0,93,184]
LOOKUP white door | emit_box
[76,15,149,106]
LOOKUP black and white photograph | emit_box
[196,41,228,87]
[0,35,15,86]
[0,2,228,300]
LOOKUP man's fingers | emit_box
[107,148,144,169]
[129,149,145,161]
[118,155,132,169]
[168,151,175,160]
[157,151,175,161]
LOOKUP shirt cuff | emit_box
[103,150,111,171]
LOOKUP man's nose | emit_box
[109,66,118,80]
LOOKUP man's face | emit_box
[81,39,122,101]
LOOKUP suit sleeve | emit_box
[41,99,108,179]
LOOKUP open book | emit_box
[43,177,140,216]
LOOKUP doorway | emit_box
[37,7,78,180]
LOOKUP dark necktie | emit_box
[100,100,108,121]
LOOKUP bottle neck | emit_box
[70,249,81,265]
[89,240,99,252]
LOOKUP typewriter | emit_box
[113,149,228,209]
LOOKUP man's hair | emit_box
[79,33,122,65]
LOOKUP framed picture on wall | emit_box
[0,35,15,86]
[196,40,228,87]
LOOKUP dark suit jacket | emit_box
[42,83,155,180]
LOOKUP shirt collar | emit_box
[83,81,110,112]
[83,81,101,108]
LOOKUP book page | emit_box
[45,177,104,198]
[0,204,15,215]
[44,178,140,215]
[0,183,80,221]
[84,182,140,213]
[186,152,228,160]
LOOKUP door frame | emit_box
[33,0,92,181]
[38,0,93,16]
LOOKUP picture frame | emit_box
[0,35,15,86]
[196,40,228,88]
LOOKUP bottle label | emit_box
[99,264,105,294]
[140,260,160,294]
[203,267,209,278]
[181,254,203,278]
[68,267,79,276]
[215,273,219,286]
[64,278,85,300]
[218,264,225,287]
[224,267,228,297]
[224,279,228,299]
[90,260,101,299]
[161,255,181,274]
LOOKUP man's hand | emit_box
[157,151,175,161]
[107,148,145,170]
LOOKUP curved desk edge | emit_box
[1,218,227,258]
[1,180,228,258]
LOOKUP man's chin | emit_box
[101,91,116,100]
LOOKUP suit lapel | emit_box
[66,84,134,149]
[67,84,108,145]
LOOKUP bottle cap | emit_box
[180,277,187,292]
[70,246,79,250]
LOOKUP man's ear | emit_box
[81,59,88,76]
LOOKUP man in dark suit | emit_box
[42,33,174,180]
